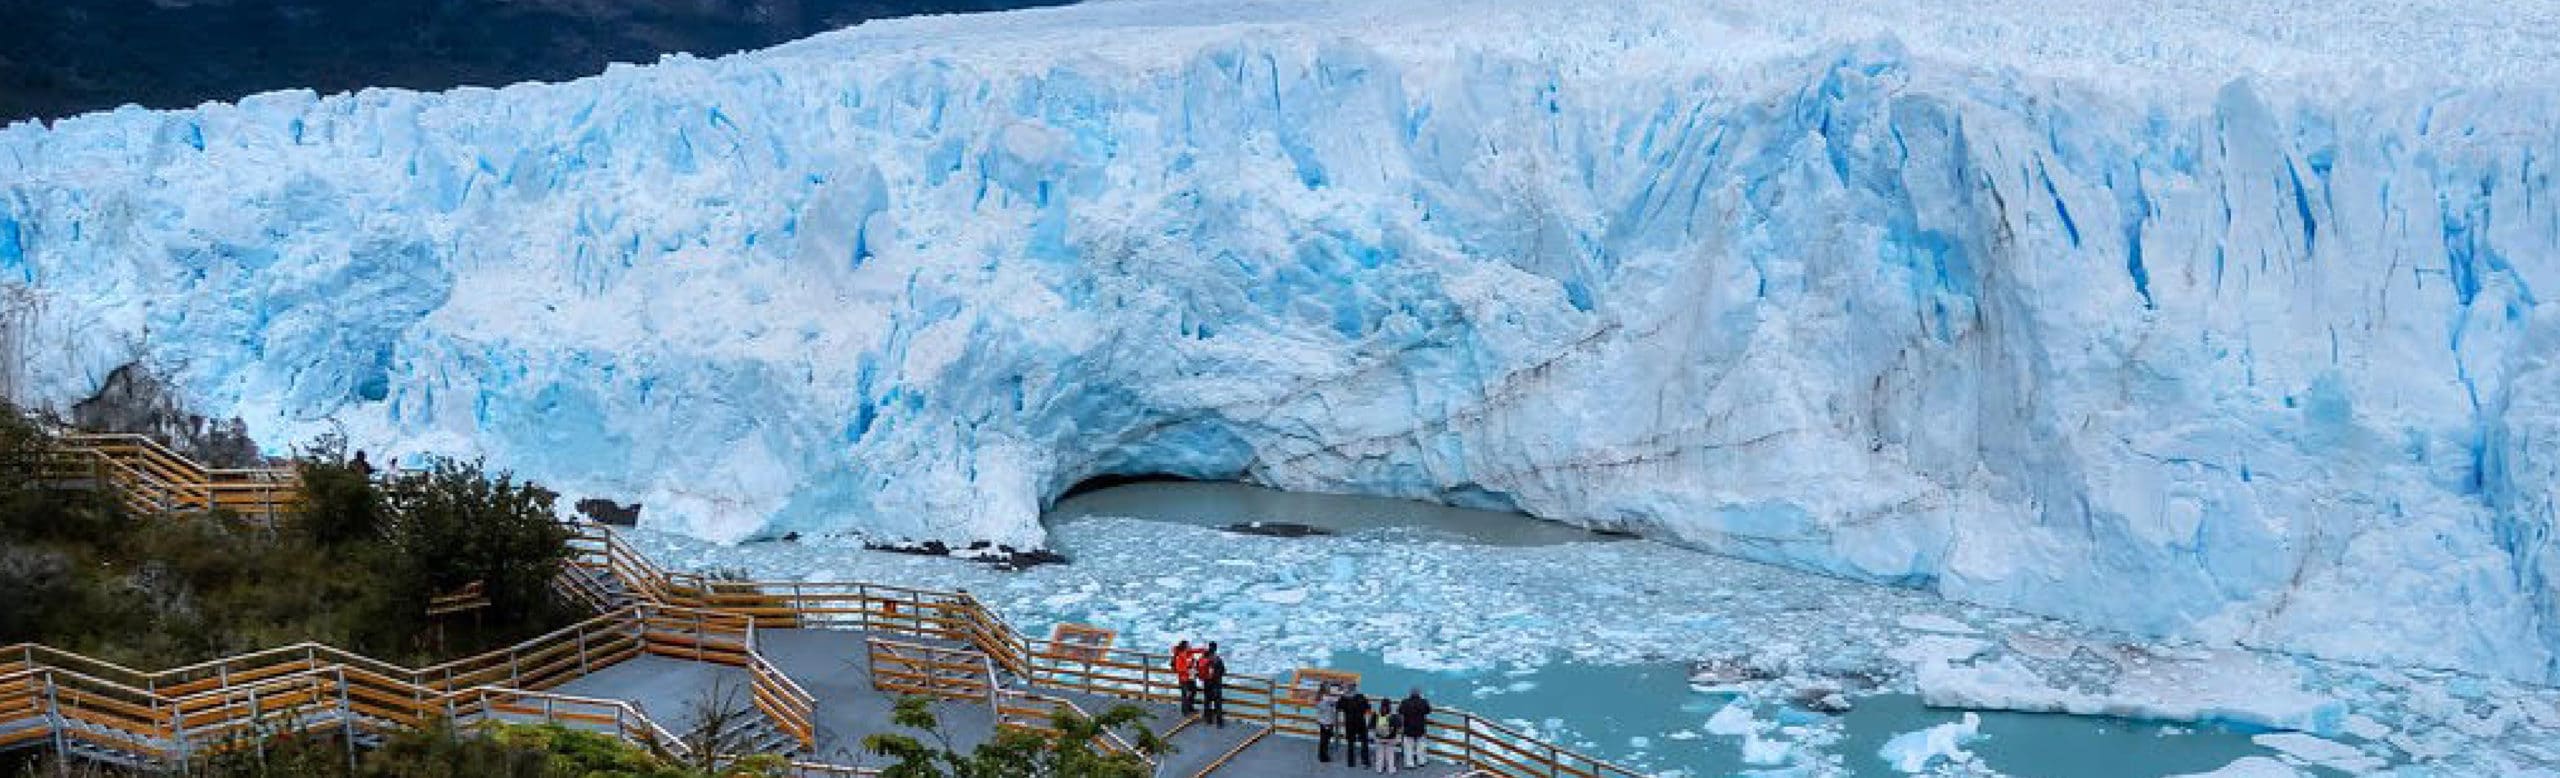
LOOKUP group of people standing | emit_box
[1315,684,1433,772]
[1166,641,1436,771]
[1171,640,1231,727]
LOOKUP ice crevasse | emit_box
[1,0,2555,683]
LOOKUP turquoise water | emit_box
[1324,652,2283,777]
[1045,482,2303,776]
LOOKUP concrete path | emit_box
[1215,736,1476,778]
[553,629,1482,778]
[755,628,1005,763]
[551,654,754,734]
[1158,719,1269,778]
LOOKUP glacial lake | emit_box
[1043,481,2310,776]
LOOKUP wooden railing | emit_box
[749,642,819,751]
[993,688,1156,770]
[560,524,1650,778]
[864,638,993,703]
[26,433,299,520]
[0,603,825,768]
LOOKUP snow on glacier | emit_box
[1,0,2557,686]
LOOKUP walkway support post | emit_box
[44,674,66,778]
[984,655,1000,721]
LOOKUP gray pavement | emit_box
[1217,736,1476,778]
[552,653,755,735]
[551,628,1490,778]
[755,628,1004,764]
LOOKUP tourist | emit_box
[1200,642,1229,727]
[1398,688,1434,766]
[1172,640,1198,716]
[1371,702,1400,773]
[1315,682,1343,763]
[1339,686,1373,768]
[350,449,374,480]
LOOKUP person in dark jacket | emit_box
[1198,642,1229,727]
[1398,689,1434,767]
[1338,686,1373,768]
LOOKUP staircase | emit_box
[22,432,298,520]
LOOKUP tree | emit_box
[376,458,572,627]
[289,434,386,547]
[861,696,1167,778]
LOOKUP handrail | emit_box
[37,433,297,518]
[992,688,1158,771]
[0,602,792,769]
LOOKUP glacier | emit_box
[1,0,2555,683]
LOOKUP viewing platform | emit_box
[0,434,1648,777]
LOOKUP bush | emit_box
[377,458,573,630]
[864,696,1166,778]
[5,719,791,777]
[0,402,581,667]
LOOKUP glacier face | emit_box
[1,0,2555,681]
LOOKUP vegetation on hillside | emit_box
[0,404,576,667]
[6,719,793,778]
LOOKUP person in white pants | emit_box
[1397,689,1435,767]
[1372,707,1401,774]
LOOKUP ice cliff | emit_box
[1,0,2554,682]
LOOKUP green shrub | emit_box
[291,435,386,548]
[5,719,789,777]
[0,402,581,667]
[864,696,1167,778]
[376,458,574,632]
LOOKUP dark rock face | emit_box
[70,363,265,467]
[0,0,1071,123]
[575,497,642,526]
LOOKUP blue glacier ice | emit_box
[1,0,2555,683]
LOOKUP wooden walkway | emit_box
[0,434,1646,778]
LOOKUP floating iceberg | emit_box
[1,0,2555,684]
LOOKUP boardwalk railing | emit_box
[864,638,994,703]
[0,603,828,769]
[993,688,1157,770]
[561,524,1650,778]
[33,433,299,520]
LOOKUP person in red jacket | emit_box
[1172,640,1199,715]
